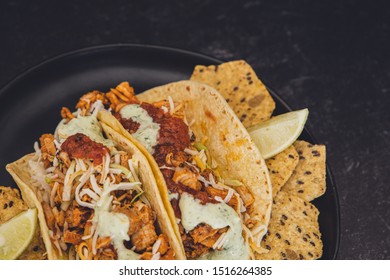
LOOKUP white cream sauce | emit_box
[179,192,250,260]
[119,104,160,154]
[56,115,114,147]
[92,182,139,260]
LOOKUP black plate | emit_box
[0,44,340,259]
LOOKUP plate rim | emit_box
[0,43,340,260]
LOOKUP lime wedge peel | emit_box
[0,208,37,260]
[248,109,309,159]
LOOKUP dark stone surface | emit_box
[0,0,389,259]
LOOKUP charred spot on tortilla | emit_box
[281,141,326,201]
[204,109,217,122]
[190,60,275,127]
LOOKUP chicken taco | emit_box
[6,97,185,260]
[96,81,273,259]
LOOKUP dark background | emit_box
[0,0,389,259]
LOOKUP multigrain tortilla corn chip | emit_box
[190,60,275,127]
[0,186,47,259]
[0,186,27,223]
[266,145,299,198]
[256,191,323,260]
[281,141,326,201]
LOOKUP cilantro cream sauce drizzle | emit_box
[56,115,114,147]
[93,183,139,260]
[119,104,160,154]
[179,192,250,260]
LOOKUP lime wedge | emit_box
[0,208,37,260]
[248,109,309,159]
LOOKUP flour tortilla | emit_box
[98,80,273,254]
[6,130,186,260]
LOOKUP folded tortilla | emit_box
[7,113,185,260]
[98,81,273,258]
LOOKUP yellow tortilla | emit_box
[6,130,186,260]
[99,80,273,255]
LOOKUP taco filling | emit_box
[78,82,255,259]
[26,102,174,260]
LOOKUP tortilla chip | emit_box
[0,186,28,223]
[0,186,47,260]
[256,191,323,260]
[266,145,299,198]
[281,141,326,201]
[190,60,275,127]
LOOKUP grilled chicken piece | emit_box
[131,222,158,251]
[113,202,154,236]
[166,151,189,167]
[205,186,239,211]
[190,223,228,248]
[106,82,139,111]
[59,151,71,167]
[234,185,254,207]
[173,167,201,191]
[75,90,108,115]
[39,134,56,166]
[63,230,83,245]
[61,107,75,122]
[65,202,89,228]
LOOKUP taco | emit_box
[96,81,273,259]
[6,98,185,260]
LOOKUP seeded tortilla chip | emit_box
[281,141,326,201]
[0,186,28,223]
[190,60,275,127]
[0,186,47,260]
[266,145,299,198]
[256,191,323,260]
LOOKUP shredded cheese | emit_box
[168,96,174,114]
[53,156,59,167]
[184,148,198,156]
[100,153,111,184]
[62,160,76,201]
[212,232,227,250]
[152,239,162,254]
[90,173,102,195]
[114,154,120,164]
[53,139,61,150]
[79,188,100,202]
[159,165,176,170]
[33,141,41,155]
[151,252,161,260]
[197,175,209,187]
[50,182,59,208]
[224,188,234,204]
